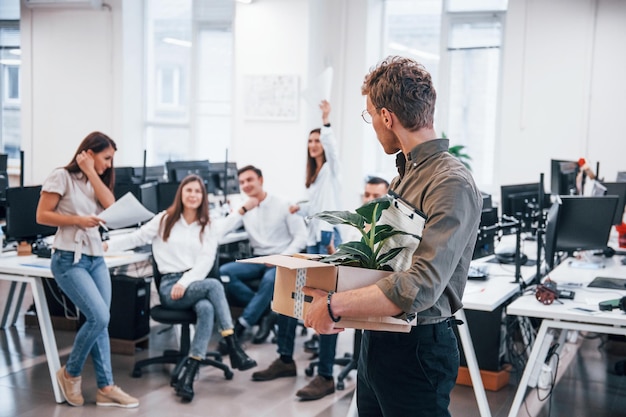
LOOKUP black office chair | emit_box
[304,329,361,390]
[131,256,234,382]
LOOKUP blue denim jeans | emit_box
[218,261,276,327]
[306,227,342,255]
[276,314,338,377]
[357,320,460,417]
[51,250,113,388]
[275,231,341,377]
[159,274,233,358]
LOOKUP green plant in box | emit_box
[310,196,421,271]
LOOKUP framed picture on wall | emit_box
[244,74,299,121]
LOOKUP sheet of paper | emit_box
[99,192,155,229]
[301,66,333,108]
[378,192,427,272]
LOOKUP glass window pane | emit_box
[447,0,508,12]
[445,17,502,188]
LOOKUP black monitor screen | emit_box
[5,186,57,243]
[208,162,240,196]
[139,182,159,214]
[157,182,180,212]
[133,165,166,183]
[602,182,626,225]
[165,160,211,183]
[544,195,618,269]
[114,166,137,185]
[550,159,579,196]
[500,182,550,233]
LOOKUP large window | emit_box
[144,0,234,166]
[381,0,507,191]
[0,18,21,161]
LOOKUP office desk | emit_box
[506,256,626,417]
[0,251,150,403]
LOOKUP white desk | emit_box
[452,253,538,417]
[0,251,150,403]
[506,255,626,417]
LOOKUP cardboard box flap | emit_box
[238,254,336,270]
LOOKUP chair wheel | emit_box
[337,381,345,390]
[224,369,234,380]
[131,368,142,378]
[305,366,314,377]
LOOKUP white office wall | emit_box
[19,0,626,203]
[19,0,131,185]
[496,0,626,194]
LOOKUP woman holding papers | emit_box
[104,173,256,402]
[36,131,139,408]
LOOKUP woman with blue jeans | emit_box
[104,174,256,402]
[288,100,342,400]
[37,132,138,408]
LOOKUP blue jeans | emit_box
[219,261,275,327]
[357,320,460,417]
[51,250,113,388]
[306,227,342,255]
[159,274,233,358]
[276,314,338,377]
[276,232,340,377]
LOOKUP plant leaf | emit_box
[310,210,365,229]
[355,197,392,224]
[376,246,406,266]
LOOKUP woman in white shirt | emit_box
[104,174,256,402]
[37,132,138,408]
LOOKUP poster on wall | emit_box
[244,74,299,121]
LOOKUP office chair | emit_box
[131,256,234,382]
[305,329,362,390]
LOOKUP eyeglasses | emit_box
[361,109,372,124]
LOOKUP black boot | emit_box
[170,357,188,387]
[253,311,277,344]
[225,334,257,371]
[175,357,201,402]
[218,321,247,355]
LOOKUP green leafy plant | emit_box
[310,196,420,270]
[443,132,472,172]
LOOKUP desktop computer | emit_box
[108,275,151,341]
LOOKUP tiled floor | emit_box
[2,279,626,417]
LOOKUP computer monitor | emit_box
[550,159,579,196]
[500,182,550,233]
[165,160,211,183]
[157,182,180,212]
[114,182,158,215]
[617,171,626,183]
[602,182,626,225]
[543,195,618,269]
[208,161,240,196]
[132,165,166,183]
[5,186,57,244]
[114,166,138,185]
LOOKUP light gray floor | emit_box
[2,280,626,417]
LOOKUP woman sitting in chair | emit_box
[104,174,256,401]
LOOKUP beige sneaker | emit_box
[56,365,84,407]
[96,385,139,408]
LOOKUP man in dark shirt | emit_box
[303,56,482,417]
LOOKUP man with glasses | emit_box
[303,56,483,417]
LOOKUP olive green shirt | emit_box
[376,139,482,324]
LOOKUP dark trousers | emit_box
[357,319,459,417]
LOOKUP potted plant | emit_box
[443,132,472,172]
[310,196,421,271]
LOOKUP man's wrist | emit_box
[327,291,341,323]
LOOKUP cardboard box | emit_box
[239,255,412,332]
